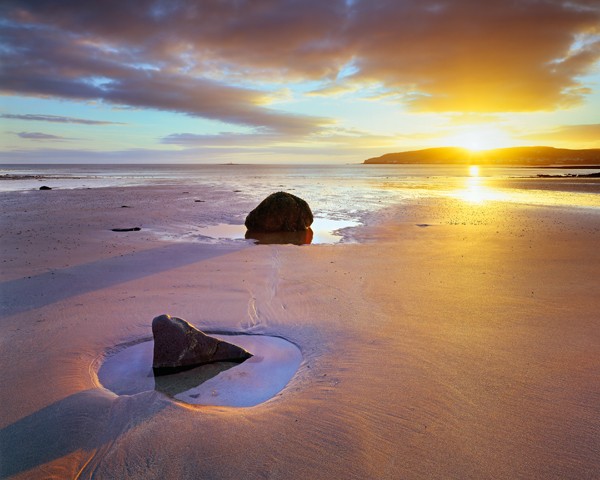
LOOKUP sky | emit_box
[1,0,599,164]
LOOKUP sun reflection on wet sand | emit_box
[457,174,511,204]
[454,172,600,208]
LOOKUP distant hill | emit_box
[364,146,600,166]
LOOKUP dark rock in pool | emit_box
[39,186,52,190]
[245,191,313,233]
[152,314,252,374]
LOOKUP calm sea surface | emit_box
[1,164,599,216]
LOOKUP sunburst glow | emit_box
[444,125,515,151]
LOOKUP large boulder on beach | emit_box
[152,314,252,374]
[245,191,313,232]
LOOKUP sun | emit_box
[444,125,515,151]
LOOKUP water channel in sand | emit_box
[98,334,302,407]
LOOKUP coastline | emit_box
[1,182,599,479]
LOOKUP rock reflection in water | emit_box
[195,218,358,245]
[154,362,238,396]
[245,228,314,245]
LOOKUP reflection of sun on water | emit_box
[459,170,508,203]
[461,176,485,203]
[469,165,480,176]
[461,165,485,203]
[460,181,511,203]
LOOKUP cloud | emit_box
[1,0,350,80]
[0,8,333,135]
[161,131,283,147]
[1,113,126,125]
[346,0,600,112]
[0,0,599,123]
[443,113,502,126]
[0,144,368,164]
[517,123,600,146]
[308,82,359,97]
[162,126,406,151]
[14,131,70,140]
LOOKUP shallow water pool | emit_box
[98,334,302,407]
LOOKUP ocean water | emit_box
[1,163,599,219]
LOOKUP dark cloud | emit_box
[15,131,69,140]
[0,10,332,135]
[1,114,126,125]
[1,0,599,122]
[1,0,350,79]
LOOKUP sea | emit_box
[1,163,599,218]
[1,163,599,245]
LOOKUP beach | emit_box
[1,169,599,479]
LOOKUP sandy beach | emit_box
[1,182,599,479]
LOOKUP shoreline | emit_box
[537,172,600,178]
[1,183,599,479]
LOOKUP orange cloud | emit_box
[517,123,600,147]
[348,1,600,112]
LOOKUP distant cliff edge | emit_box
[364,146,600,166]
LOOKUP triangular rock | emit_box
[152,314,252,374]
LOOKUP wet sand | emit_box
[1,185,599,479]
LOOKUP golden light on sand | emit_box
[468,165,480,176]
